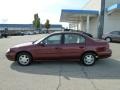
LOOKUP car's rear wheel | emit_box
[82,53,96,66]
[16,52,32,66]
[105,37,111,42]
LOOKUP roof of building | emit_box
[60,9,99,22]
[61,9,99,15]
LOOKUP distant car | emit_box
[6,31,112,66]
[19,32,24,36]
[24,32,34,35]
[103,31,120,42]
[40,30,47,34]
[33,31,39,34]
[15,32,24,36]
[0,32,8,38]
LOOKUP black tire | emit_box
[16,52,32,66]
[81,53,96,66]
[105,37,112,42]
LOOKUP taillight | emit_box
[106,43,109,50]
[96,47,106,52]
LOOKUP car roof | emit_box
[51,31,83,34]
[51,31,93,38]
[111,31,120,33]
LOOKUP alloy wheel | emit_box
[82,53,96,66]
[17,52,32,66]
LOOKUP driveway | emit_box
[0,35,120,90]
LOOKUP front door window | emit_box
[43,34,62,45]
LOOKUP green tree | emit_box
[33,13,41,33]
[45,19,50,33]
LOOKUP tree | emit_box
[45,19,50,33]
[97,0,105,39]
[33,13,41,33]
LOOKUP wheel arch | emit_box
[80,51,98,60]
[105,37,112,41]
[80,51,97,66]
[15,51,33,61]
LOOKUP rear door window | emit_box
[111,31,119,35]
[64,34,85,44]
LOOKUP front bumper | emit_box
[6,52,16,61]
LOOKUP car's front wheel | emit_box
[16,52,32,66]
[82,53,96,66]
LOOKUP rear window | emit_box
[110,31,120,35]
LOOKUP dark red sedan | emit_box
[6,32,112,66]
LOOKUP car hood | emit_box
[13,42,33,48]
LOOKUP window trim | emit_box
[63,33,86,44]
[41,33,63,45]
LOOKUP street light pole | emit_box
[98,0,105,39]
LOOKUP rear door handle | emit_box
[55,47,62,49]
[79,46,84,48]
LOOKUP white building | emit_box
[60,0,120,37]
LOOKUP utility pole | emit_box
[98,0,105,39]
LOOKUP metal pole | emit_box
[97,0,105,39]
[86,15,90,33]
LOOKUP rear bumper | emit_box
[98,49,112,59]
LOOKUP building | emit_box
[0,24,34,35]
[60,0,120,37]
[0,24,63,35]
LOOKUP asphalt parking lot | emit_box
[0,35,120,90]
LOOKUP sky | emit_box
[0,0,89,27]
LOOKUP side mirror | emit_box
[39,42,46,46]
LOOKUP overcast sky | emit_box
[0,0,89,27]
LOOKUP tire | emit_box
[16,52,32,66]
[105,37,111,42]
[82,53,96,66]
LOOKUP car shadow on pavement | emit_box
[10,58,120,79]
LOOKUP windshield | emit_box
[33,34,50,44]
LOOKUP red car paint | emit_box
[6,32,112,62]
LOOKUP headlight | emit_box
[7,48,10,52]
